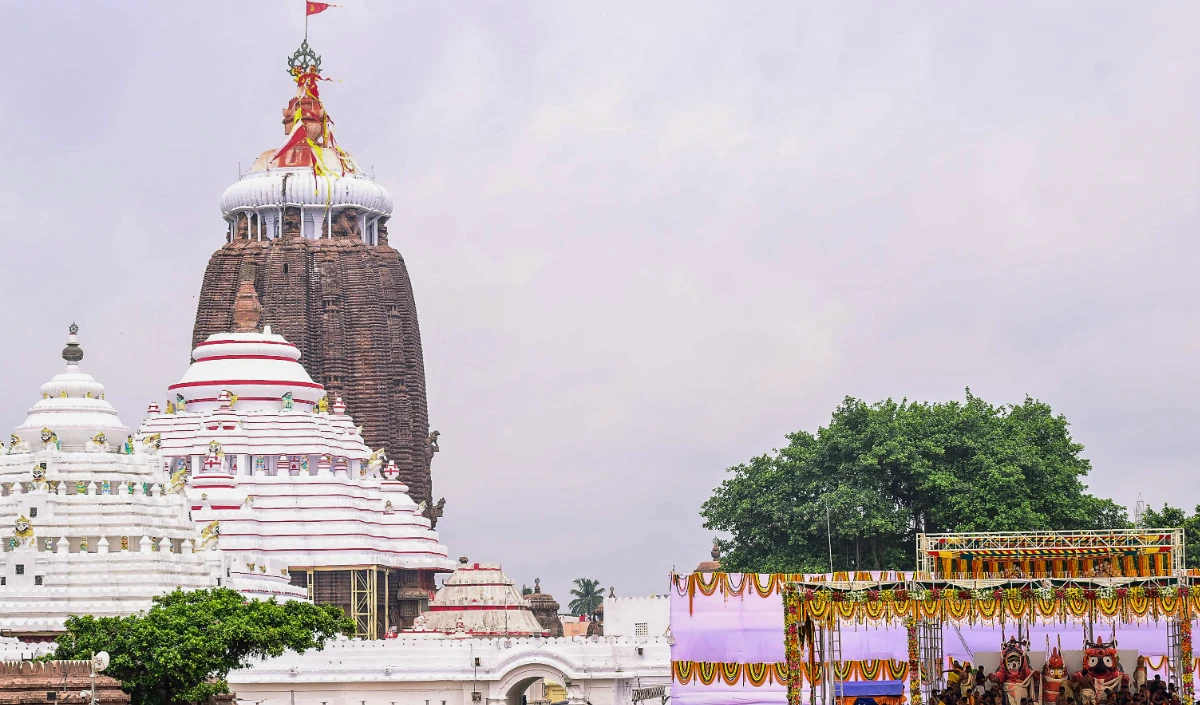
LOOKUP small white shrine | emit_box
[0,326,291,636]
[411,558,548,637]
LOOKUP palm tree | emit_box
[568,577,605,616]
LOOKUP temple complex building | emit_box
[192,39,439,514]
[0,327,266,637]
[138,311,455,639]
[227,635,671,705]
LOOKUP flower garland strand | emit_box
[907,618,923,705]
[1181,614,1193,705]
[783,584,803,705]
[788,584,1196,625]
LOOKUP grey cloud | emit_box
[1,1,1198,602]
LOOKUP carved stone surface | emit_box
[525,579,564,638]
[0,661,129,704]
[192,227,433,506]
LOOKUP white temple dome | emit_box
[169,326,323,413]
[219,152,393,220]
[12,325,128,452]
[217,51,392,246]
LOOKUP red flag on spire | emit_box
[306,2,335,16]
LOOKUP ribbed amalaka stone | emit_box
[192,223,434,508]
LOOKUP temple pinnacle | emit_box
[62,323,84,364]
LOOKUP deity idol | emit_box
[1072,638,1129,705]
[990,637,1038,705]
[1042,639,1068,705]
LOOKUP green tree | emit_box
[1141,504,1200,568]
[702,391,1128,573]
[521,584,533,596]
[54,588,353,705]
[567,578,605,616]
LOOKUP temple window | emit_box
[0,577,5,585]
[29,508,36,518]
[15,565,23,575]
[283,263,290,274]
[34,575,43,586]
[635,622,648,637]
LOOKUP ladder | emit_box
[1168,617,1183,688]
[920,620,944,702]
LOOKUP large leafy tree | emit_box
[54,588,353,705]
[702,391,1128,573]
[1141,504,1200,568]
[568,578,605,616]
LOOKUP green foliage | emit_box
[702,391,1129,573]
[54,588,354,705]
[567,577,605,616]
[521,584,533,596]
[1142,504,1200,569]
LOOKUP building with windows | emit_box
[602,597,670,640]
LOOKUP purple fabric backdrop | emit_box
[669,574,1190,705]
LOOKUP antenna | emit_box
[1134,494,1146,528]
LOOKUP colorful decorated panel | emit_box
[917,530,1183,580]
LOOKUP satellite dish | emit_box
[92,652,110,673]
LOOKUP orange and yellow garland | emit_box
[672,660,916,687]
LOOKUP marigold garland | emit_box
[907,618,923,705]
[1181,613,1194,705]
[787,585,1194,624]
[672,660,915,687]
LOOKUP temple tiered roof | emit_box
[0,327,298,636]
[415,558,548,637]
[138,326,455,575]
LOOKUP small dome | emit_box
[12,326,128,452]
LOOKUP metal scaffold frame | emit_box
[918,619,943,703]
[917,529,1185,577]
[351,568,378,640]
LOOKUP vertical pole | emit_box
[826,504,834,574]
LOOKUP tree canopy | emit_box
[54,588,353,705]
[702,391,1129,573]
[1141,504,1200,568]
[568,577,605,616]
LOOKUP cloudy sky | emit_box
[2,1,1198,602]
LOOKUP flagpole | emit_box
[305,12,309,41]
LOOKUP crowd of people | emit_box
[929,665,1181,705]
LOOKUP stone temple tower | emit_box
[192,41,440,514]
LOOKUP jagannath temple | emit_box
[192,35,439,515]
